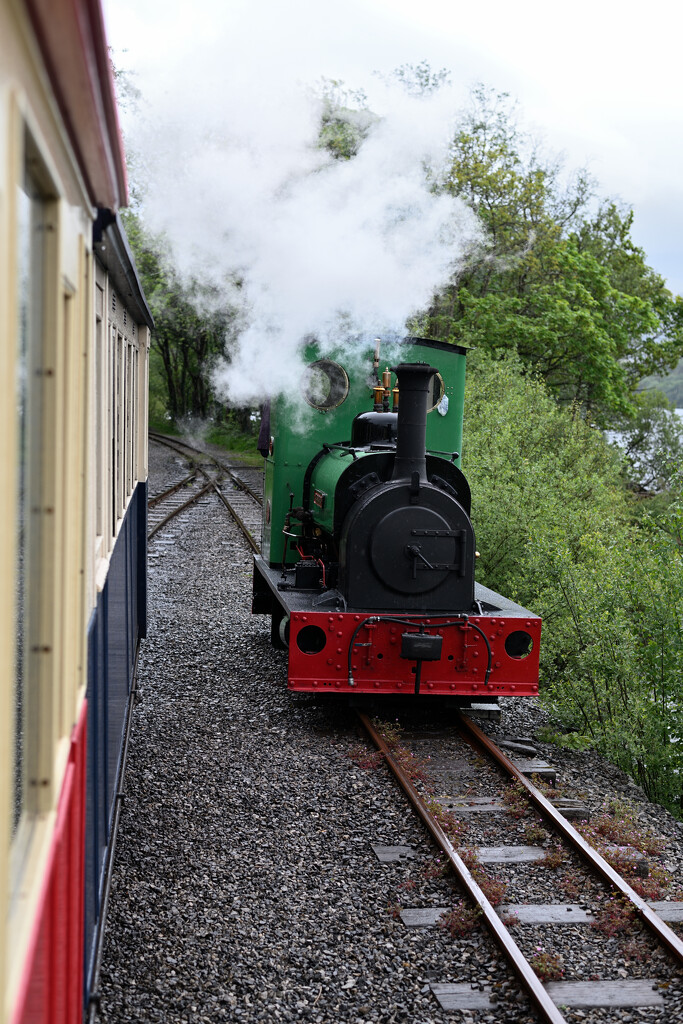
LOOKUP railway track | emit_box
[357,711,683,1020]
[149,429,263,501]
[147,430,683,1020]
[95,433,683,1023]
[148,432,262,548]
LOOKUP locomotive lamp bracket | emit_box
[400,630,443,696]
[400,632,443,661]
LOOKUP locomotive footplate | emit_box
[253,556,541,697]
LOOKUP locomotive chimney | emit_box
[390,362,438,483]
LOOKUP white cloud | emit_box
[104,0,682,308]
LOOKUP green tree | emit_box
[464,353,683,813]
[464,350,627,601]
[428,86,683,422]
[387,60,451,96]
[640,358,683,406]
[609,390,683,494]
[317,79,375,160]
[122,210,235,423]
[574,202,683,387]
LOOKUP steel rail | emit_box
[148,470,198,509]
[457,712,683,965]
[147,481,214,540]
[209,480,261,554]
[150,430,263,505]
[221,468,262,506]
[149,430,195,445]
[197,450,262,506]
[149,430,205,461]
[358,712,567,1024]
[146,458,260,550]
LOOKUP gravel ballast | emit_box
[97,444,683,1023]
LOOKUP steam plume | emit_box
[118,8,483,403]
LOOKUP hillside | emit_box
[641,358,683,406]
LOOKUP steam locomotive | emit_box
[253,338,541,699]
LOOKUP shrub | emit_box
[464,353,683,816]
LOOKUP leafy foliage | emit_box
[386,60,451,96]
[427,86,683,421]
[641,358,683,406]
[464,350,625,598]
[465,354,683,814]
[574,203,683,387]
[122,210,240,425]
[609,390,683,493]
[317,80,375,160]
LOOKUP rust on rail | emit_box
[457,711,683,966]
[210,481,260,554]
[148,481,214,540]
[358,712,567,1024]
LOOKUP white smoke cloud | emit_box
[121,5,483,404]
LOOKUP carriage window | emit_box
[95,299,104,540]
[117,332,124,515]
[14,159,48,832]
[111,326,120,534]
[109,323,116,539]
[125,340,132,497]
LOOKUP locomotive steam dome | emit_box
[339,362,475,612]
[350,408,398,447]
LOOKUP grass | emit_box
[148,418,264,467]
[205,422,264,465]
[149,415,181,436]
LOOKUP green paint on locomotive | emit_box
[261,338,467,567]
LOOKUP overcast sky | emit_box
[103,0,682,298]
